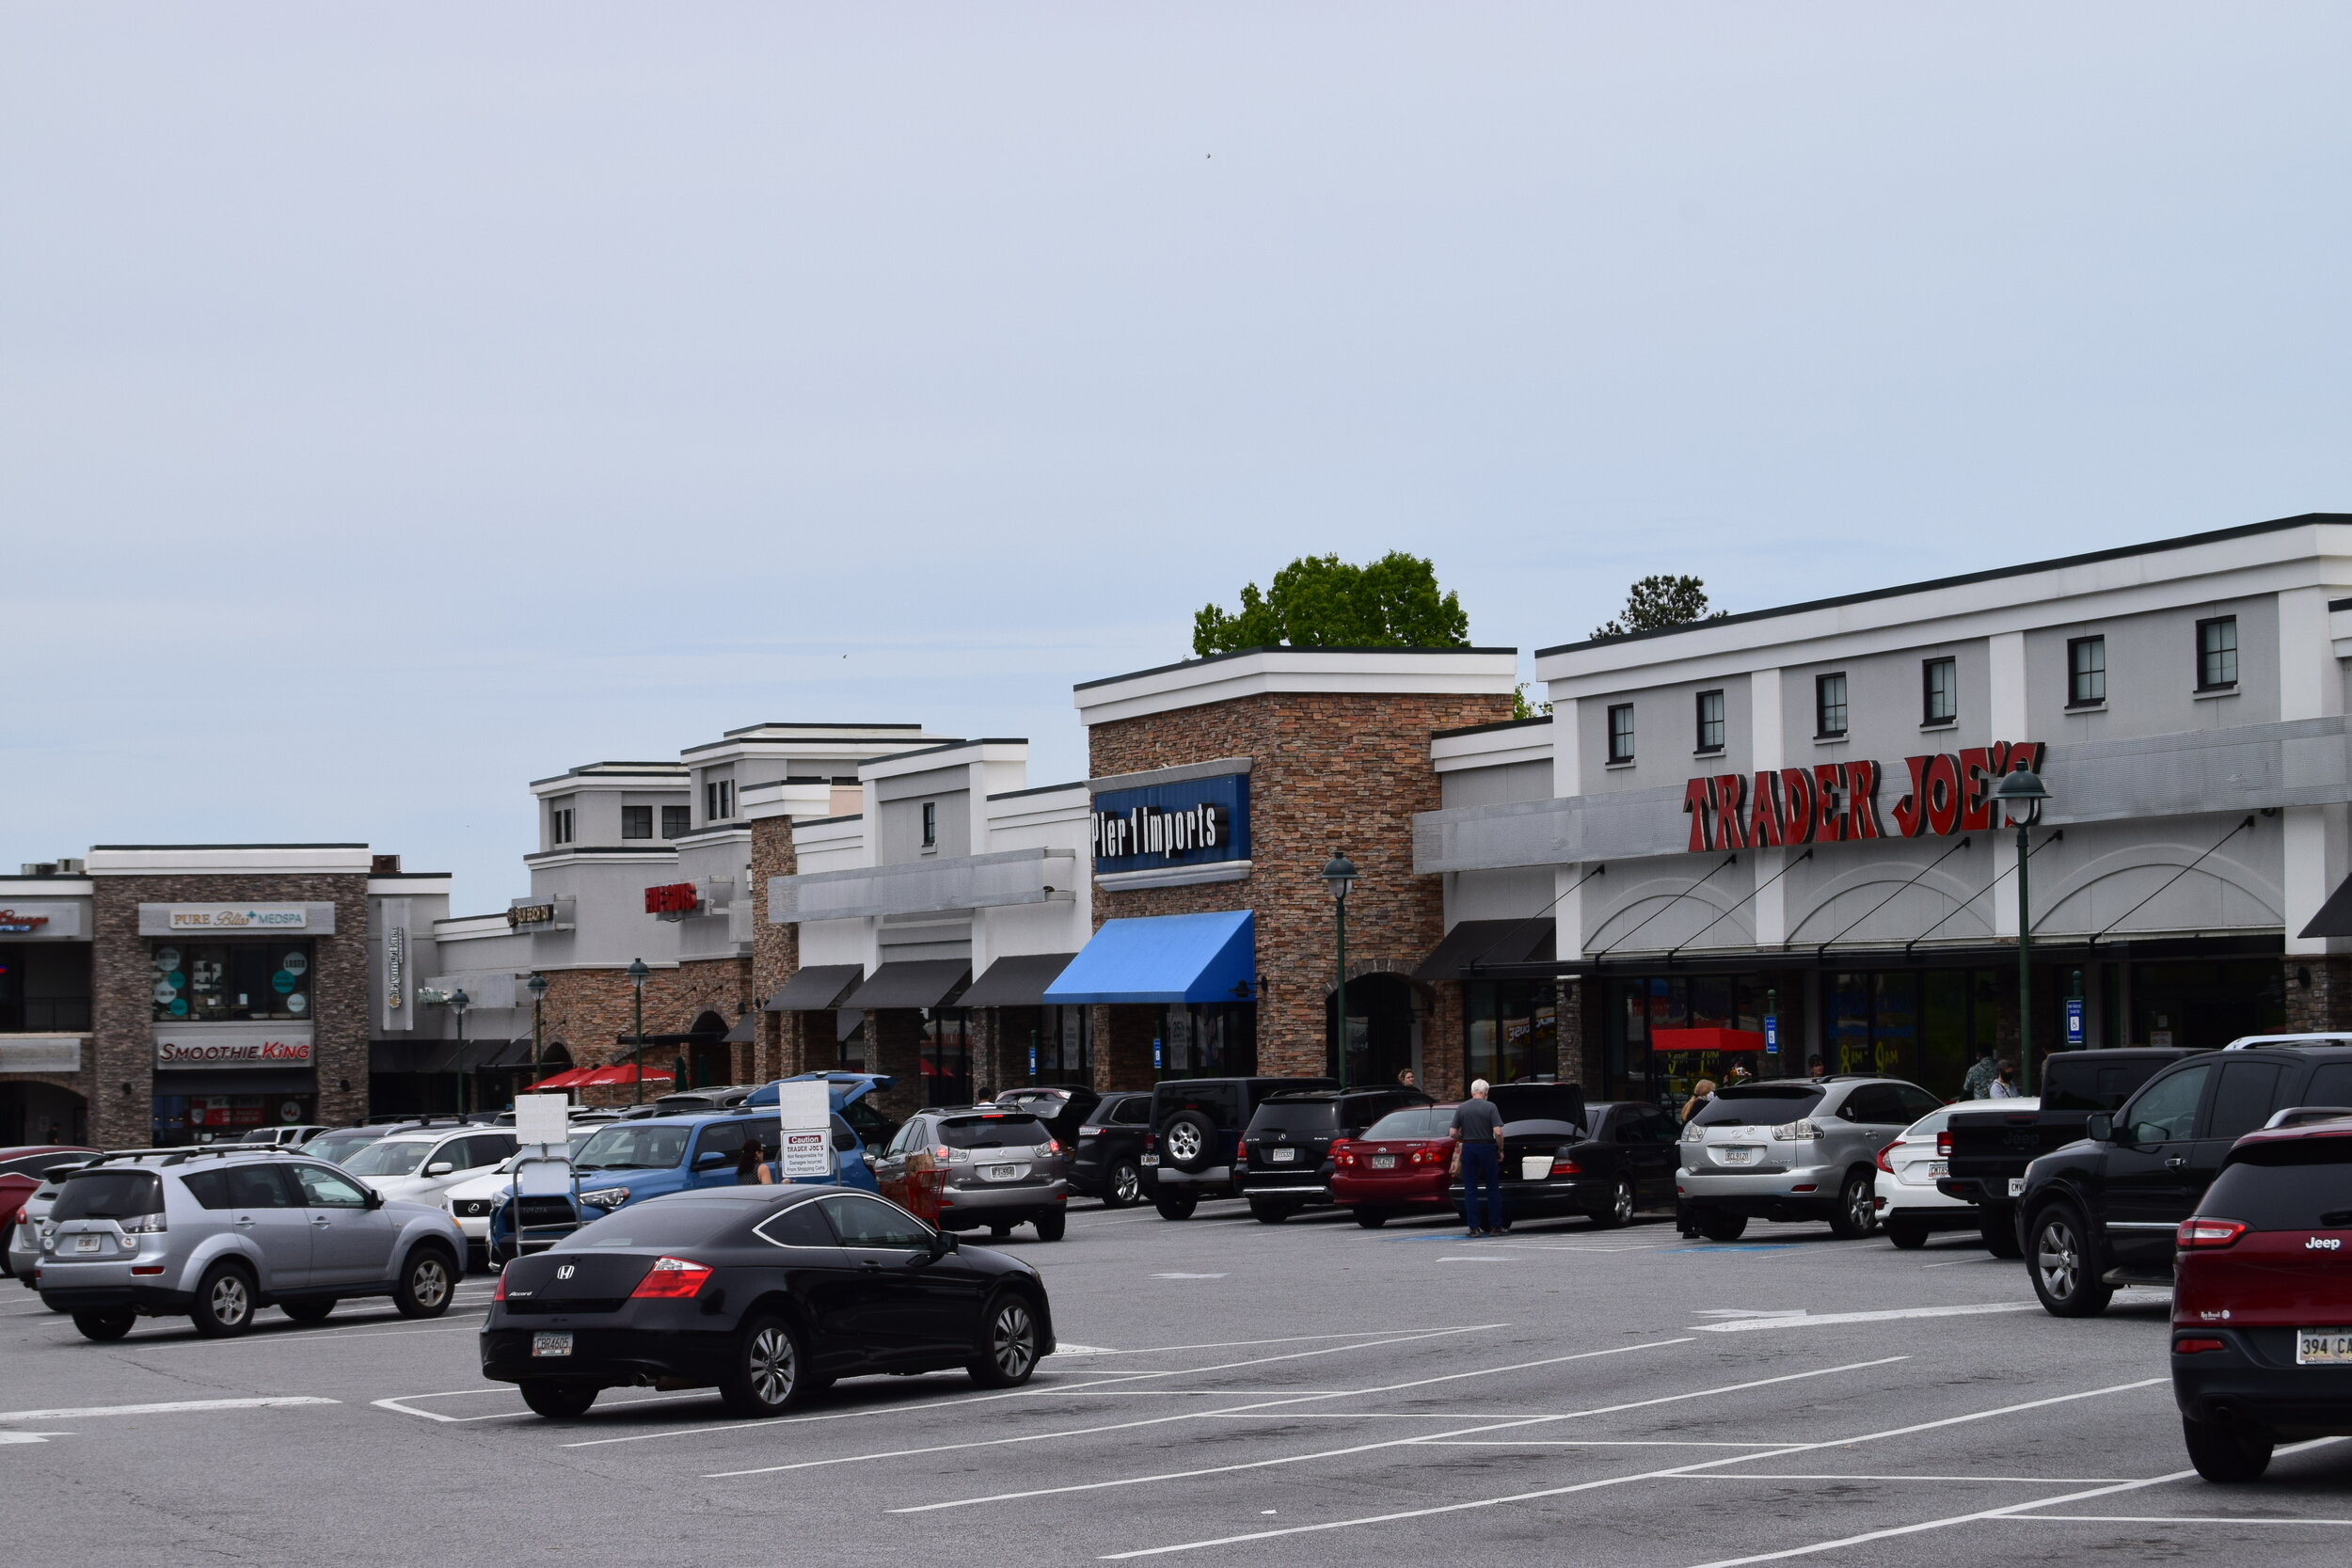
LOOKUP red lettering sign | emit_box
[1687,743,2042,847]
[644,882,700,915]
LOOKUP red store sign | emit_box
[644,882,700,915]
[0,909,50,934]
[1682,742,2046,852]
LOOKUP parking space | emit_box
[9,1199,2352,1564]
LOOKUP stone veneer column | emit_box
[750,814,800,1082]
[2284,958,2352,1032]
[1095,1004,1157,1092]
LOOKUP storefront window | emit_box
[1038,1006,1091,1081]
[2129,959,2284,1050]
[151,942,313,1022]
[1606,974,1793,1105]
[1159,1003,1256,1078]
[920,1009,970,1106]
[1465,981,1557,1085]
[0,943,91,1032]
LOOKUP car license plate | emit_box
[2296,1329,2352,1366]
[532,1332,574,1357]
[1929,1161,1948,1177]
[74,1234,101,1253]
[1521,1156,1554,1180]
[987,1164,1020,1181]
[1369,1154,1397,1170]
[1271,1148,1297,1163]
[1719,1147,1757,1166]
[2008,1178,2026,1197]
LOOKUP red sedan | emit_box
[1331,1104,1460,1228]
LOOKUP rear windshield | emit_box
[1694,1086,1825,1127]
[2202,1137,2352,1230]
[343,1140,432,1177]
[54,1170,164,1221]
[568,1202,752,1249]
[2042,1055,2172,1113]
[1249,1102,1340,1133]
[575,1125,691,1171]
[937,1115,1048,1149]
[299,1130,384,1164]
[1362,1107,1448,1140]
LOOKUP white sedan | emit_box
[1874,1099,2038,1250]
[441,1133,596,1260]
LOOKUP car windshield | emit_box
[53,1170,163,1221]
[569,1202,750,1249]
[1903,1109,1955,1136]
[1250,1101,1340,1133]
[1694,1086,1825,1127]
[342,1140,433,1177]
[937,1115,1049,1149]
[575,1125,691,1171]
[298,1130,384,1164]
[2202,1137,2352,1229]
[1362,1107,1448,1140]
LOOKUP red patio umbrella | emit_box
[525,1067,591,1091]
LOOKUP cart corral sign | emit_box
[1681,742,2045,852]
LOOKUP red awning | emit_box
[579,1062,676,1086]
[1651,1027,1768,1053]
[524,1067,592,1090]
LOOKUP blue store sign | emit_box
[1091,773,1250,876]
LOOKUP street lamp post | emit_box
[450,989,471,1116]
[1322,853,1359,1089]
[526,973,548,1093]
[626,958,651,1105]
[1991,766,2052,1095]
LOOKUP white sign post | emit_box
[513,1093,570,1153]
[775,1081,834,1181]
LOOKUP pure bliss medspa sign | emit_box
[1090,773,1251,875]
[1680,742,2046,851]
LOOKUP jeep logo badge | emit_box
[556,1263,576,1279]
[2308,1237,2343,1251]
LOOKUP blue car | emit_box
[742,1071,902,1153]
[488,1098,881,1261]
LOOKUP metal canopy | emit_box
[960,953,1079,1008]
[1411,918,1555,982]
[763,964,866,1012]
[843,959,973,1011]
[1043,911,1255,1006]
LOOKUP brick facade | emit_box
[1087,689,1512,1081]
[750,814,809,1083]
[2283,958,2352,1034]
[534,957,748,1106]
[89,873,371,1147]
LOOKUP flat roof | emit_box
[1075,643,1519,692]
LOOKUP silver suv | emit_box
[1677,1076,1944,1242]
[36,1148,466,1340]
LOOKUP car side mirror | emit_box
[425,1162,454,1177]
[861,1150,877,1166]
[2085,1111,2120,1144]
[363,1190,385,1210]
[693,1151,731,1170]
[929,1229,959,1258]
[833,1131,857,1151]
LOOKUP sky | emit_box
[6,5,2351,912]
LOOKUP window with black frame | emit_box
[1694,689,1724,753]
[2068,636,2106,706]
[1815,673,1848,737]
[1607,704,1635,764]
[1038,1005,1091,1080]
[1464,980,1557,1085]
[1921,657,1956,726]
[0,942,91,1031]
[151,941,314,1022]
[920,1008,970,1106]
[1159,1003,1256,1078]
[2198,616,2238,690]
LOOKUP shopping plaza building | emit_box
[10,513,2352,1143]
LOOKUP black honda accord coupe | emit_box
[481,1185,1055,1418]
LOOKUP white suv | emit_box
[342,1128,516,1206]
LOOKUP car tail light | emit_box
[1412,1147,1444,1166]
[130,1264,166,1275]
[630,1257,714,1298]
[119,1211,169,1235]
[1935,1131,1952,1158]
[2177,1218,2247,1251]
[1143,1133,1156,1151]
[1772,1119,1822,1143]
[494,1267,510,1301]
[1876,1141,1900,1175]
[1555,1160,1581,1176]
[2174,1337,2227,1354]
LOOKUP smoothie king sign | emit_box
[1681,742,2045,851]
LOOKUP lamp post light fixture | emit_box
[1991,766,2052,1095]
[450,989,471,1116]
[1322,852,1359,1090]
[626,958,651,1104]
[526,972,548,1094]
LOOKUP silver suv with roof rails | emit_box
[36,1147,466,1340]
[1677,1074,1945,1242]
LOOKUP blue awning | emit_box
[1042,911,1256,1006]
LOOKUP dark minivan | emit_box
[1236,1087,1434,1223]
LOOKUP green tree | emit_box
[1192,551,1470,657]
[1591,574,1727,640]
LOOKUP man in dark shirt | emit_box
[1452,1080,1506,1237]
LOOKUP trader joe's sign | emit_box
[1681,742,2045,851]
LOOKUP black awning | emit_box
[960,953,1078,1008]
[458,1038,531,1071]
[1411,918,1556,982]
[722,1013,756,1043]
[370,1041,443,1074]
[844,960,972,1011]
[764,964,865,1012]
[2304,877,2352,939]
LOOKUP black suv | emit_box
[1142,1076,1338,1220]
[1237,1087,1434,1224]
[1068,1091,1153,1208]
[2017,1043,2352,1316]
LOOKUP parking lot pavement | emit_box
[10,1200,2352,1565]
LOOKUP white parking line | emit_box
[712,1337,1689,1480]
[373,1387,717,1424]
[1100,1374,2169,1558]
[2005,1513,2352,1527]
[906,1354,1900,1515]
[1057,1329,1465,1357]
[0,1397,338,1421]
[1692,1303,2040,1333]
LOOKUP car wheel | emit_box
[2028,1203,2114,1318]
[1592,1178,1635,1229]
[281,1298,336,1324]
[1107,1159,1143,1208]
[718,1315,808,1417]
[1248,1199,1288,1225]
[1153,1194,1197,1221]
[393,1247,455,1320]
[967,1292,1041,1389]
[1884,1218,1930,1250]
[1353,1208,1391,1229]
[1033,1210,1067,1242]
[520,1381,599,1419]
[1160,1112,1219,1174]
[1980,1214,2024,1259]
[1828,1171,1879,1240]
[72,1307,135,1342]
[2183,1416,2274,1482]
[191,1261,257,1337]
[1693,1210,1748,1243]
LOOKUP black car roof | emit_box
[634,1184,831,1208]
